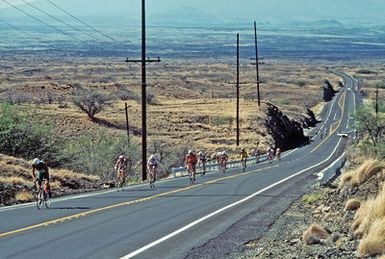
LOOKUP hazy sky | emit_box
[1,0,385,25]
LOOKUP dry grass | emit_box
[303,223,329,245]
[358,218,385,257]
[352,183,385,236]
[344,198,361,211]
[49,181,62,189]
[15,191,33,202]
[0,176,32,187]
[339,160,385,188]
[0,57,340,155]
[0,153,99,189]
[339,170,356,189]
[351,159,385,186]
[51,169,99,182]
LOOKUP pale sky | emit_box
[1,0,385,25]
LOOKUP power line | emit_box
[0,0,83,42]
[0,17,62,51]
[21,0,104,43]
[45,0,131,47]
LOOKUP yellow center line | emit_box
[1,90,349,238]
[0,161,291,238]
[311,90,346,153]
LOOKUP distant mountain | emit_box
[290,19,345,28]
[149,7,225,26]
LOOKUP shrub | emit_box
[358,218,385,257]
[344,198,361,211]
[303,223,329,245]
[146,91,157,105]
[355,105,385,148]
[356,69,376,74]
[72,87,110,119]
[211,116,233,126]
[302,192,323,204]
[0,103,62,165]
[351,159,385,186]
[63,130,140,181]
[115,89,140,102]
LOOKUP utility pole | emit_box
[125,103,131,144]
[125,0,160,182]
[254,21,261,107]
[236,33,240,146]
[376,84,379,117]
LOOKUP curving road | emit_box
[0,72,358,259]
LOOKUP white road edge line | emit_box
[0,178,177,213]
[1,145,301,213]
[120,138,343,259]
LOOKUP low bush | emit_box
[302,192,324,204]
[72,87,111,119]
[358,218,385,257]
[63,130,140,181]
[0,103,63,166]
[303,223,329,245]
[211,116,233,126]
[344,198,361,211]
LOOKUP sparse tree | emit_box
[355,106,385,147]
[72,87,110,120]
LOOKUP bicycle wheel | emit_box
[44,191,51,209]
[36,189,44,210]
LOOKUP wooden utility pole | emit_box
[376,84,379,117]
[125,0,160,181]
[125,103,131,144]
[254,21,261,107]
[236,33,240,146]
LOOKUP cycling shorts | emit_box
[36,171,49,182]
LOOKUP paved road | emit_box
[0,72,358,259]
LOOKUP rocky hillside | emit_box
[264,102,313,150]
[233,157,385,258]
[0,154,100,206]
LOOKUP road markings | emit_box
[0,162,290,238]
[0,74,355,238]
[120,137,344,259]
[311,90,346,153]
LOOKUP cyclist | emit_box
[254,148,261,164]
[198,151,207,176]
[218,151,229,172]
[239,148,248,171]
[32,158,51,198]
[114,155,127,186]
[185,150,198,183]
[276,147,281,160]
[147,154,159,187]
[267,147,274,163]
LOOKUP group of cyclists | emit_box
[30,145,283,198]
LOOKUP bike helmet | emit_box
[222,151,227,155]
[188,150,193,154]
[33,158,41,166]
[118,155,124,159]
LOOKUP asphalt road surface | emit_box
[0,72,358,259]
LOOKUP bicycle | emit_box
[268,153,274,164]
[199,161,206,176]
[148,165,156,188]
[241,159,247,172]
[186,163,195,184]
[219,160,226,174]
[36,179,50,210]
[116,170,125,192]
